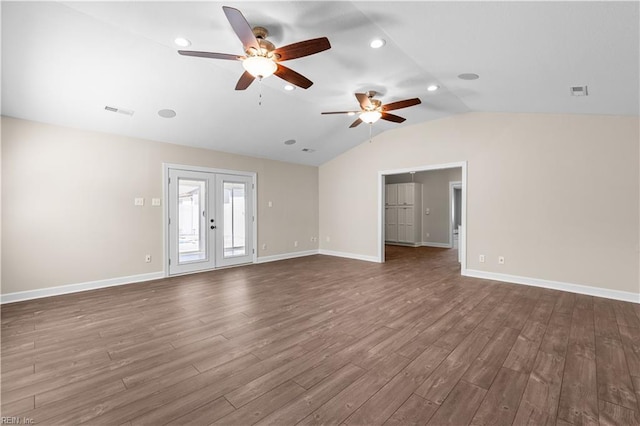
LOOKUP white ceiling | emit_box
[2,1,638,166]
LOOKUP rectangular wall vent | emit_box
[104,105,135,116]
[570,86,588,96]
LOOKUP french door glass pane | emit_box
[223,182,246,257]
[178,179,206,263]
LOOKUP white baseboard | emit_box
[1,272,165,305]
[256,250,319,264]
[318,249,380,263]
[421,242,452,248]
[385,242,420,248]
[464,269,639,304]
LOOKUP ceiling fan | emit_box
[178,6,331,90]
[322,91,422,127]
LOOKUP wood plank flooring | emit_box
[2,246,639,425]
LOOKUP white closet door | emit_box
[397,183,407,205]
[397,207,408,242]
[386,184,398,205]
[385,207,398,242]
[405,183,415,205]
[404,206,415,243]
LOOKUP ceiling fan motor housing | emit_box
[247,27,277,58]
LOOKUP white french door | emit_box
[167,167,254,276]
[215,174,254,268]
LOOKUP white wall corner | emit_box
[1,272,165,304]
[463,269,640,304]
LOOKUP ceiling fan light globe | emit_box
[360,110,382,124]
[242,56,277,78]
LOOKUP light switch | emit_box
[268,201,273,207]
[425,208,430,215]
[134,197,144,206]
[152,198,161,206]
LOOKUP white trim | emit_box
[449,181,462,249]
[256,250,319,264]
[1,272,164,304]
[378,161,467,270]
[464,269,640,304]
[318,249,380,263]
[421,242,451,248]
[379,162,466,176]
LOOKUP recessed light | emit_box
[158,109,176,118]
[174,37,191,48]
[284,139,296,145]
[284,84,295,91]
[458,73,479,80]
[370,38,386,49]
[427,84,439,92]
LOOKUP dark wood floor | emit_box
[2,246,640,425]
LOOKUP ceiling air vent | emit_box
[570,86,588,96]
[301,148,315,153]
[104,105,134,116]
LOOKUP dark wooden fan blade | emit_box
[178,50,243,61]
[321,111,360,115]
[381,112,406,123]
[355,93,372,109]
[382,98,421,111]
[235,71,255,90]
[350,118,363,128]
[273,37,331,61]
[274,64,313,89]
[222,6,260,51]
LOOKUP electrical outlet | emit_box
[294,241,298,247]
[134,197,144,206]
[145,254,151,263]
[426,232,430,238]
[326,236,330,242]
[152,198,161,206]
[262,243,267,250]
[479,255,485,263]
[498,256,505,264]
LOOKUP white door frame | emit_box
[378,161,467,274]
[163,163,257,277]
[449,181,462,249]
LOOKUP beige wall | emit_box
[1,116,319,294]
[319,112,640,295]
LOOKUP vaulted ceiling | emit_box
[2,1,638,166]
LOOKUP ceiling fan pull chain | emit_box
[369,123,373,143]
[258,77,263,106]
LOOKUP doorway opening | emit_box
[378,162,467,273]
